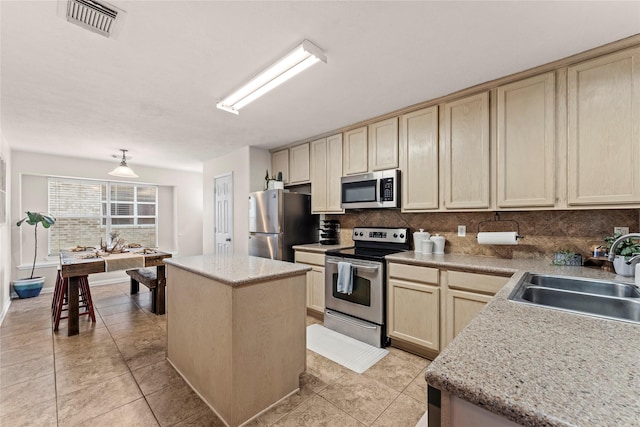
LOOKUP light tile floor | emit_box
[0,282,429,426]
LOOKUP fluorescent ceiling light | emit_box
[216,40,326,114]
[109,149,138,178]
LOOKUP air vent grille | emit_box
[66,0,119,37]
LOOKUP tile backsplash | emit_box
[326,209,640,260]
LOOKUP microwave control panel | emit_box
[380,178,394,201]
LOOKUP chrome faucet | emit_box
[607,233,640,264]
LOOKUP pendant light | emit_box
[108,149,138,178]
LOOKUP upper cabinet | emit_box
[289,143,310,184]
[567,47,640,206]
[369,117,399,171]
[310,134,344,213]
[441,92,491,210]
[343,126,368,175]
[400,106,439,211]
[271,149,289,184]
[496,72,556,208]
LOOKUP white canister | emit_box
[422,239,434,254]
[636,263,640,287]
[431,234,446,254]
[413,229,430,253]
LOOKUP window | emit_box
[48,178,157,253]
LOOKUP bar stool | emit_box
[52,269,96,331]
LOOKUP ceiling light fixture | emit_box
[216,39,327,115]
[108,149,138,178]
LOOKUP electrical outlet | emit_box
[614,226,630,235]
[458,225,466,237]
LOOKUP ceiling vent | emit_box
[58,0,125,38]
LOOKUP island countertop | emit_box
[387,252,640,427]
[164,254,310,286]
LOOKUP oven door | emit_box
[324,256,384,325]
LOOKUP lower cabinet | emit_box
[442,270,510,348]
[294,250,326,316]
[307,266,325,313]
[387,263,440,353]
[387,262,510,356]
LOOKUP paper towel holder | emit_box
[477,213,524,240]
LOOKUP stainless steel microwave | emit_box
[341,169,400,209]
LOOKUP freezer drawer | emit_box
[248,233,283,261]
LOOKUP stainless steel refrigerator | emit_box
[248,190,318,262]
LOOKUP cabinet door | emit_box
[325,134,344,212]
[400,106,439,211]
[310,138,327,213]
[568,47,640,205]
[444,289,492,348]
[343,126,368,175]
[497,73,556,208]
[441,93,490,209]
[271,149,289,184]
[289,143,310,184]
[307,266,325,313]
[369,117,399,171]
[388,278,440,352]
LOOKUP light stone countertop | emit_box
[292,243,354,253]
[387,252,639,427]
[164,254,310,286]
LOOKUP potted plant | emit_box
[13,211,56,298]
[604,233,640,276]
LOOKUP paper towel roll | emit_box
[477,232,519,245]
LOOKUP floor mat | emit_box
[306,324,388,373]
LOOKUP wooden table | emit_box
[60,249,172,336]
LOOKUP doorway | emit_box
[214,172,233,254]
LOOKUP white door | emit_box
[214,173,233,254]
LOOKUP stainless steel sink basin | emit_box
[527,274,640,297]
[508,273,640,324]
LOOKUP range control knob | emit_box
[400,233,405,239]
[393,233,398,238]
[359,232,364,236]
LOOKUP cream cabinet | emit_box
[567,47,640,206]
[442,270,509,348]
[310,134,344,213]
[496,73,556,208]
[295,250,326,315]
[343,126,368,175]
[271,149,289,184]
[369,117,399,171]
[441,92,491,209]
[387,263,440,352]
[400,106,439,211]
[289,143,310,184]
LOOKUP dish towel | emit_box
[337,261,353,295]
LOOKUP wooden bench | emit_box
[126,267,165,315]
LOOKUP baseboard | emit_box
[0,298,11,326]
[389,337,438,361]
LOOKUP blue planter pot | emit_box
[12,277,45,298]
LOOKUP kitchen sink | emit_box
[508,273,640,324]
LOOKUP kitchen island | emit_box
[385,252,639,427]
[164,254,310,427]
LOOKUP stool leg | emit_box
[80,276,96,322]
[130,278,139,295]
[53,277,67,331]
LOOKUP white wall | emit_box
[0,138,12,322]
[202,146,270,255]
[10,150,203,293]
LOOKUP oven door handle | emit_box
[325,260,379,272]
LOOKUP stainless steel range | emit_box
[324,227,410,347]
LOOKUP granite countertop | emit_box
[292,243,354,253]
[164,254,310,286]
[401,252,639,426]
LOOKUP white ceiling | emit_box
[1,1,639,173]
